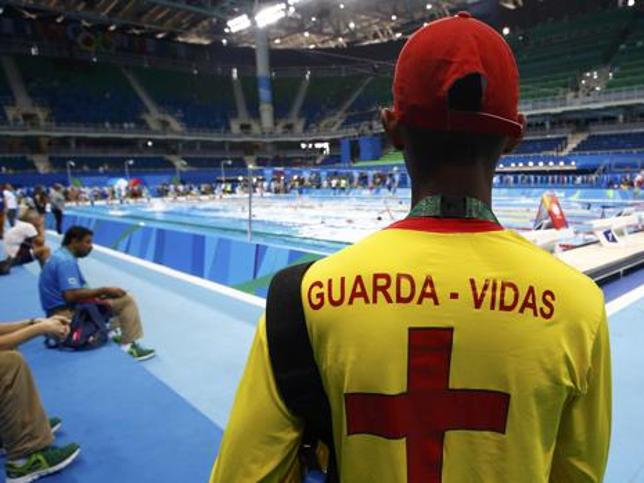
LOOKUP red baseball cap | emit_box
[393,11,523,138]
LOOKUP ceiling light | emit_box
[339,3,345,9]
[304,31,310,37]
[311,16,317,21]
[502,26,510,36]
[308,44,316,49]
[426,3,432,9]
[391,14,398,20]
[274,38,281,44]
[56,15,64,23]
[627,0,635,6]
[227,14,251,33]
[349,21,356,29]
[395,32,402,38]
[221,38,228,45]
[255,4,286,28]
[108,24,117,31]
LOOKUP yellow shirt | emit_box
[211,217,611,483]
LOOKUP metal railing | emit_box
[519,86,644,114]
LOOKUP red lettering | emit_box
[348,275,370,305]
[307,281,324,310]
[539,290,556,320]
[328,277,345,307]
[499,281,519,312]
[395,273,416,304]
[519,285,538,317]
[469,278,490,310]
[372,273,393,304]
[490,279,498,310]
[416,275,440,306]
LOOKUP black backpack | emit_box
[266,262,338,482]
[45,303,111,351]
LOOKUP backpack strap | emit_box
[265,261,338,482]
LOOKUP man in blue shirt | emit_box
[39,226,155,361]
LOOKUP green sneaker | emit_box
[128,342,156,362]
[6,443,80,483]
[1,419,62,456]
[48,418,62,435]
[111,334,123,345]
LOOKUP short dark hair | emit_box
[62,226,93,246]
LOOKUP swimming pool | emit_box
[67,188,639,254]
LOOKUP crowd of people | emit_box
[1,187,156,481]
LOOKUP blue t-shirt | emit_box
[39,247,87,315]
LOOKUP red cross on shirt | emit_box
[345,327,510,483]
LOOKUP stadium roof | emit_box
[0,0,621,50]
[0,0,490,47]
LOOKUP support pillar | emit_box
[255,28,275,133]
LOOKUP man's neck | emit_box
[63,246,77,258]
[410,169,493,207]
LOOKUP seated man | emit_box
[0,210,51,275]
[1,315,80,483]
[38,226,155,362]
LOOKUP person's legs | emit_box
[0,351,53,459]
[7,209,16,227]
[52,209,63,235]
[109,294,155,361]
[109,294,143,344]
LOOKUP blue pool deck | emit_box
[0,234,642,482]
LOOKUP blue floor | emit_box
[0,240,642,482]
[0,268,223,483]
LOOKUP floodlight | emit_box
[227,14,251,33]
[255,4,286,28]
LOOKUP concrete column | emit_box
[255,28,275,133]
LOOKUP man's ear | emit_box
[503,113,527,154]
[381,108,404,151]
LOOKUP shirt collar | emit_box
[408,194,499,225]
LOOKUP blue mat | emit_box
[0,266,222,483]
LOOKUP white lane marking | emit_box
[606,284,644,317]
[46,231,266,308]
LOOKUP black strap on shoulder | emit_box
[266,261,338,482]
